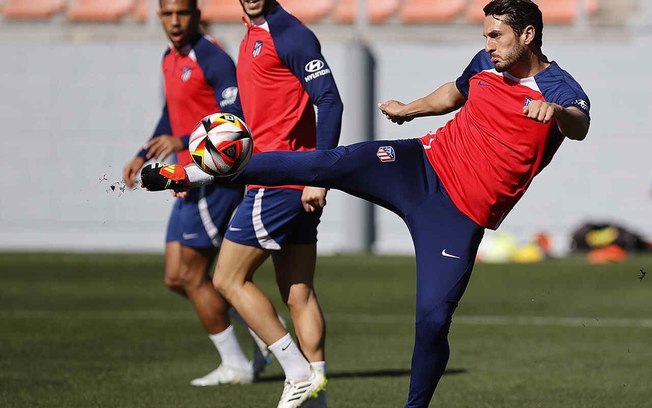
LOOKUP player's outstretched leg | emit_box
[233,140,429,212]
[141,140,430,216]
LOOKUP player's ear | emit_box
[194,9,204,32]
[522,25,536,46]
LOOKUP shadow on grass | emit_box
[255,368,467,383]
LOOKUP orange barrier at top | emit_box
[333,0,401,24]
[2,0,66,20]
[281,0,334,23]
[67,0,136,22]
[399,0,467,24]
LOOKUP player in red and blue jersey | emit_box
[142,0,590,406]
[189,1,342,405]
[122,0,261,387]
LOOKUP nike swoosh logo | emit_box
[441,249,461,259]
[281,342,292,351]
[228,227,242,232]
[182,233,198,240]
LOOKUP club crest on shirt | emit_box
[524,96,533,107]
[377,146,396,163]
[252,40,263,58]
[181,66,192,82]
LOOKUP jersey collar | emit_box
[243,15,270,32]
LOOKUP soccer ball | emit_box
[188,112,253,176]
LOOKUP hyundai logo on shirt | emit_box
[220,86,239,107]
[305,59,324,72]
[304,59,331,83]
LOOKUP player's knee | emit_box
[276,282,291,304]
[212,277,226,296]
[416,304,453,339]
[213,269,237,300]
[165,265,204,293]
[283,283,314,310]
[163,273,185,294]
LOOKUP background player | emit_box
[192,1,343,406]
[161,0,344,405]
[122,0,259,386]
[142,0,590,406]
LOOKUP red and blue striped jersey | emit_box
[421,50,590,229]
[139,35,242,166]
[237,3,343,190]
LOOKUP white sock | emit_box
[209,325,250,369]
[186,164,215,187]
[310,361,326,375]
[227,308,267,352]
[268,333,311,381]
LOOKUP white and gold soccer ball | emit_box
[188,112,253,176]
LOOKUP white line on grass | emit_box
[1,310,652,328]
[326,314,652,328]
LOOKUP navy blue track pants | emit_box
[233,138,485,407]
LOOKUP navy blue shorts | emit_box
[166,184,244,249]
[224,188,321,250]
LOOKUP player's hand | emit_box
[145,135,183,160]
[301,186,327,213]
[523,100,562,124]
[378,100,412,125]
[122,156,146,189]
[171,190,188,198]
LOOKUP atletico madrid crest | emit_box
[376,146,396,163]
[252,40,263,58]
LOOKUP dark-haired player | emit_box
[123,0,263,387]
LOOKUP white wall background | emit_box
[0,28,650,255]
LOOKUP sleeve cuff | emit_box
[180,135,190,149]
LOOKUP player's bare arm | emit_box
[301,186,328,213]
[523,101,589,141]
[378,81,466,125]
[145,134,184,160]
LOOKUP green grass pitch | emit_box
[1,252,651,407]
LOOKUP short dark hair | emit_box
[159,0,198,9]
[483,0,543,49]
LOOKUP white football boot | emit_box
[276,368,328,408]
[190,362,255,386]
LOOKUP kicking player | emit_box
[141,0,589,407]
[122,0,262,386]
